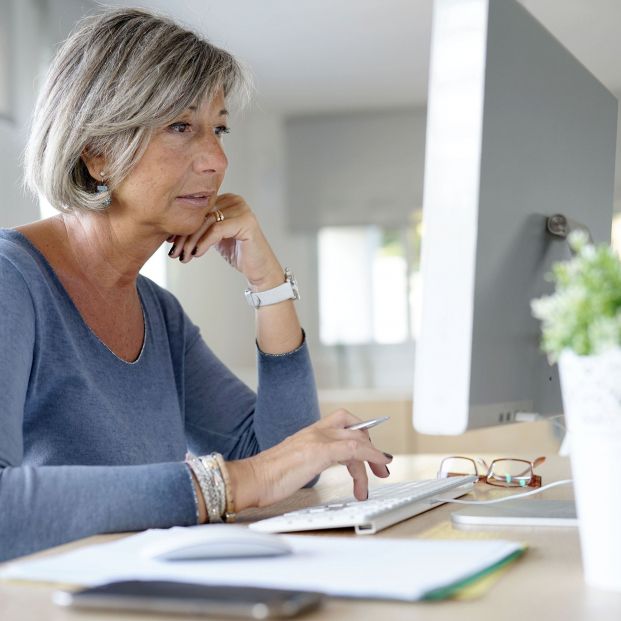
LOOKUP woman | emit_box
[0,8,391,562]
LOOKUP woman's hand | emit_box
[226,409,393,512]
[168,194,284,290]
[170,191,302,354]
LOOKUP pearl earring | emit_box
[96,172,111,207]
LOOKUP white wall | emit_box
[0,0,44,227]
[0,0,95,228]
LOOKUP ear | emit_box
[81,147,108,181]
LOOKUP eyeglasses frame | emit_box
[438,455,545,488]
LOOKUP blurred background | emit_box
[2,0,620,452]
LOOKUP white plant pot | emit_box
[559,348,621,592]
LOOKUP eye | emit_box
[169,122,191,133]
[214,125,231,138]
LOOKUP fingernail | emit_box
[168,245,176,257]
[366,491,369,500]
[191,248,197,256]
[179,251,185,261]
[383,452,393,461]
[385,466,391,476]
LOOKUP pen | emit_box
[345,416,391,431]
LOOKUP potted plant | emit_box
[532,230,621,592]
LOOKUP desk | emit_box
[1,454,621,621]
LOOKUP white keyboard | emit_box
[249,476,477,535]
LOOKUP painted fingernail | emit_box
[168,245,176,257]
[191,248,197,256]
[383,452,393,461]
[385,466,391,475]
[179,251,185,261]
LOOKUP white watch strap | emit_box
[245,281,295,308]
[245,268,299,308]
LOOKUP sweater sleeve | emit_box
[0,258,198,562]
[183,326,321,461]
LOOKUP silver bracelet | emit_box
[186,454,223,523]
[212,452,236,522]
[199,454,227,521]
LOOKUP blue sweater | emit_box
[0,229,319,562]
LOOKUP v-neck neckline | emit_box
[4,228,149,365]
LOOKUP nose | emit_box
[194,132,228,176]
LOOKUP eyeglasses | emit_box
[437,455,546,488]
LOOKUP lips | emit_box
[178,191,215,199]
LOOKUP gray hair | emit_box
[24,7,251,213]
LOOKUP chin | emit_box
[168,209,208,236]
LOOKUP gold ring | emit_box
[214,209,225,223]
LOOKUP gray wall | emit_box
[286,109,427,231]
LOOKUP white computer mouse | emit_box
[142,525,293,562]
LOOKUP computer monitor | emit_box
[413,0,617,435]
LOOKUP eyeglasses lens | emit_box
[438,457,478,479]
[487,459,532,487]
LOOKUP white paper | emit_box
[0,527,523,601]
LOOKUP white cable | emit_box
[432,479,573,505]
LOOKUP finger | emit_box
[179,218,215,262]
[345,461,369,501]
[369,460,391,479]
[183,204,248,261]
[168,235,187,259]
[331,427,390,478]
[332,438,392,468]
[316,409,362,430]
[173,197,246,263]
[214,193,245,209]
[170,195,249,263]
[331,427,373,445]
[191,218,247,260]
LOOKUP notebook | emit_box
[0,527,526,601]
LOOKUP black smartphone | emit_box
[53,580,324,619]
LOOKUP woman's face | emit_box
[111,91,229,236]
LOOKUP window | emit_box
[318,212,422,345]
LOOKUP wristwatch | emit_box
[244,267,300,308]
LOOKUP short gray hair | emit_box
[24,7,250,213]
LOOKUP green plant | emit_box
[531,231,621,361]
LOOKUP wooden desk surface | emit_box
[2,454,621,621]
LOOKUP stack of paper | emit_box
[0,529,525,601]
